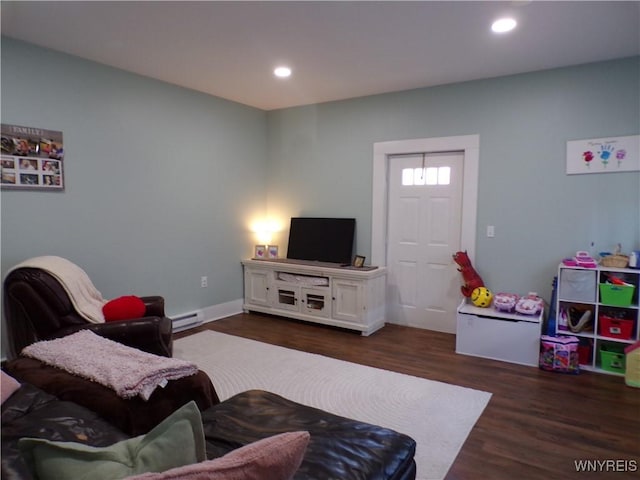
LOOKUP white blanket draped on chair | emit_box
[7,255,107,323]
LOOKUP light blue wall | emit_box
[1,38,267,326]
[267,57,640,299]
[2,37,638,357]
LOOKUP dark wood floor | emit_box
[175,313,640,480]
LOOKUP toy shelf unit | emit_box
[456,300,543,367]
[556,264,640,375]
[242,259,387,336]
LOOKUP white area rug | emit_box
[174,330,492,480]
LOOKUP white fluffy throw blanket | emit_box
[22,331,198,400]
[7,255,106,323]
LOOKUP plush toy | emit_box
[493,292,519,312]
[452,251,485,297]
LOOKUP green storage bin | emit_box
[599,283,635,307]
[599,343,626,374]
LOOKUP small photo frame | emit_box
[254,245,266,259]
[267,245,279,259]
[353,255,366,268]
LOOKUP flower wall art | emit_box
[566,134,639,175]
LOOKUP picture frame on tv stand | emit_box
[254,245,266,259]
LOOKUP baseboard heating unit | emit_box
[171,310,204,332]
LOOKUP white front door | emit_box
[386,152,463,333]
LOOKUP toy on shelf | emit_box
[605,273,627,286]
[558,307,569,330]
[515,293,544,315]
[452,251,485,297]
[493,292,519,312]
[471,286,493,308]
[574,251,597,268]
[558,306,594,333]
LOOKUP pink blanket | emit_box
[21,331,198,400]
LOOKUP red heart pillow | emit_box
[103,295,146,322]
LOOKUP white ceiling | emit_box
[2,1,639,111]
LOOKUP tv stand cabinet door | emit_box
[274,284,301,312]
[332,279,364,324]
[301,287,331,318]
[244,267,271,307]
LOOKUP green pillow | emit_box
[19,401,206,480]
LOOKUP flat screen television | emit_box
[287,217,356,265]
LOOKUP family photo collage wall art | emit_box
[1,123,64,191]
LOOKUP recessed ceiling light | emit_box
[274,66,292,78]
[491,18,517,33]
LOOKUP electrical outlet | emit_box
[487,225,495,238]
[201,276,208,288]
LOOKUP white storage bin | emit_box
[559,269,596,302]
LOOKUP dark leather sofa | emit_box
[3,267,173,359]
[2,371,417,480]
[204,389,417,480]
[2,384,130,480]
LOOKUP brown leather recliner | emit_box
[3,267,173,359]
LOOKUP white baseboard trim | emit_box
[201,298,244,324]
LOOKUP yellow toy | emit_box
[471,286,493,308]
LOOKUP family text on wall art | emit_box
[1,124,64,190]
[566,134,639,175]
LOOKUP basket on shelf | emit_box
[600,254,629,268]
[599,343,626,374]
[599,283,635,307]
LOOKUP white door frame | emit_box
[372,134,479,267]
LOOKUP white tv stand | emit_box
[242,259,387,336]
